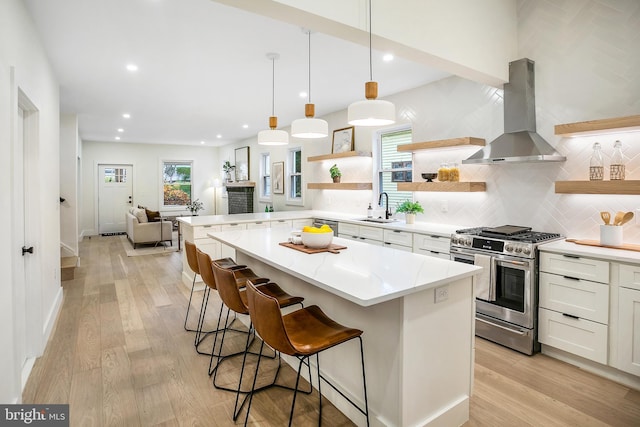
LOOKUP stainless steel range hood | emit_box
[463,58,566,164]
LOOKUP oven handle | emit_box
[476,317,527,336]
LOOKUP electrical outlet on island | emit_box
[434,285,449,303]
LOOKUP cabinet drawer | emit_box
[383,242,413,252]
[413,247,451,260]
[539,308,608,364]
[383,229,413,247]
[539,272,609,324]
[246,221,269,230]
[539,251,609,283]
[339,222,359,237]
[220,223,247,231]
[620,263,640,291]
[292,218,313,229]
[359,225,383,241]
[338,233,359,242]
[413,234,451,254]
[193,225,221,239]
[618,287,640,376]
[270,219,292,228]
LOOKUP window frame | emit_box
[373,125,414,212]
[286,146,303,206]
[259,151,271,202]
[161,159,194,211]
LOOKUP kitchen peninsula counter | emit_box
[208,227,482,427]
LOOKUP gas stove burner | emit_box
[454,225,562,244]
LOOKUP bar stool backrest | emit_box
[196,248,217,290]
[246,281,297,356]
[212,263,249,315]
[185,241,200,275]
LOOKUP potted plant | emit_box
[396,200,424,224]
[330,164,342,183]
[223,160,236,182]
[186,198,204,216]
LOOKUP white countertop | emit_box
[178,209,468,238]
[207,227,481,307]
[540,239,640,264]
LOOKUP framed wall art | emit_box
[272,161,284,194]
[234,146,250,181]
[332,126,355,154]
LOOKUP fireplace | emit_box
[226,183,255,214]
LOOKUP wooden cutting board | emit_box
[565,238,640,252]
[279,242,347,254]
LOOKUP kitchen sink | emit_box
[358,218,398,223]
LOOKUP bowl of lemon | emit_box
[301,225,334,248]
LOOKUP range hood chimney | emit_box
[463,58,566,164]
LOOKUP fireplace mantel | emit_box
[225,181,255,188]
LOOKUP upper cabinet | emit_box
[397,137,486,192]
[554,115,640,195]
[554,115,640,137]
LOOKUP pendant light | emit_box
[291,30,329,138]
[258,53,289,145]
[347,0,395,126]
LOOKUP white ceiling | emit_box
[24,0,450,147]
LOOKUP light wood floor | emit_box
[23,235,640,426]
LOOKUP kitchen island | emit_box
[207,227,482,427]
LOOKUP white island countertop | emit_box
[208,227,481,307]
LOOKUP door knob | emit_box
[22,246,34,256]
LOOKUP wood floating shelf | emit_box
[307,182,373,190]
[555,115,640,137]
[307,151,372,162]
[555,180,640,195]
[397,137,485,152]
[397,182,486,192]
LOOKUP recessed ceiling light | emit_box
[122,113,131,119]
[115,136,121,140]
[383,54,394,62]
[299,91,307,98]
[242,124,249,129]
[117,128,124,132]
[216,134,222,139]
[200,141,205,145]
[126,64,138,72]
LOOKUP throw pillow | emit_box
[134,208,148,223]
[146,209,161,222]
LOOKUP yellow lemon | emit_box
[302,226,312,232]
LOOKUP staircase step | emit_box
[61,256,79,281]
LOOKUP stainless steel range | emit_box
[450,225,562,355]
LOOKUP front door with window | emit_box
[98,165,133,234]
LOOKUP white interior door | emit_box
[98,165,133,234]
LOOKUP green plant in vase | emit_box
[330,164,342,183]
[396,200,424,224]
[186,198,204,215]
[223,161,236,182]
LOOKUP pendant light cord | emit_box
[368,0,373,81]
[271,56,275,116]
[307,31,312,103]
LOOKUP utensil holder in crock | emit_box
[600,225,622,247]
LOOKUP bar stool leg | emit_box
[316,353,322,427]
[183,274,199,331]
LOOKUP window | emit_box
[162,160,193,208]
[287,147,303,204]
[103,167,127,183]
[377,128,413,210]
[260,152,271,200]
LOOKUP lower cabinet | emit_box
[413,233,451,259]
[618,263,640,376]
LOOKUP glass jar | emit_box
[589,142,604,181]
[449,162,460,182]
[437,162,450,182]
[610,140,625,180]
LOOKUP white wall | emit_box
[0,0,62,403]
[60,114,79,255]
[81,141,219,235]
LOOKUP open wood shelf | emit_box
[307,151,372,162]
[307,182,373,190]
[555,180,640,195]
[397,182,486,192]
[555,115,640,137]
[397,137,485,152]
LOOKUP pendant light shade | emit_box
[258,53,289,146]
[347,0,396,127]
[291,31,328,139]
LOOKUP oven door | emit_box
[476,255,533,328]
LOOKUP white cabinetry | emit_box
[220,223,247,258]
[338,223,384,245]
[246,221,269,230]
[292,218,313,229]
[270,219,293,229]
[618,264,640,376]
[383,229,413,252]
[413,233,451,259]
[539,252,610,364]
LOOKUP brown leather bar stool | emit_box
[244,280,370,427]
[183,241,206,332]
[194,248,259,356]
[210,263,305,413]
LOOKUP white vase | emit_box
[405,213,416,224]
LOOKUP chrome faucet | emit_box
[378,192,391,219]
